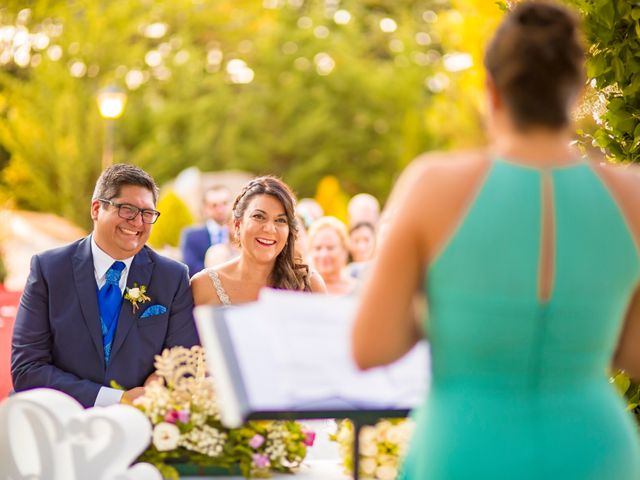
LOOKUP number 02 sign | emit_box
[0,389,160,480]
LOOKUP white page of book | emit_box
[222,289,430,411]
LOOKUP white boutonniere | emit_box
[124,283,151,313]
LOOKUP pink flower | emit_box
[177,409,190,424]
[303,430,316,447]
[164,410,179,424]
[252,453,270,469]
[248,433,265,449]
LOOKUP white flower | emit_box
[360,457,377,476]
[337,425,352,443]
[128,287,141,299]
[360,441,378,457]
[359,426,377,445]
[377,454,397,467]
[152,422,180,451]
[376,464,398,480]
[385,425,403,444]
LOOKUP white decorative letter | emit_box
[0,389,160,480]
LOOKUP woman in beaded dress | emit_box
[191,176,325,306]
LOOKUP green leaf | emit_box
[597,1,616,30]
[612,57,625,82]
[586,54,611,79]
[612,371,631,395]
[110,380,125,390]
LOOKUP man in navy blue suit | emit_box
[179,185,231,276]
[11,164,199,408]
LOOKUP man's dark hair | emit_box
[92,163,159,205]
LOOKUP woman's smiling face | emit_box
[236,194,290,265]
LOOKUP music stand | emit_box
[194,289,429,479]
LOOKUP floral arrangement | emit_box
[134,346,314,479]
[330,418,414,480]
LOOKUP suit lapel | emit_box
[110,247,154,362]
[72,236,104,367]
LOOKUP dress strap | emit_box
[207,269,232,305]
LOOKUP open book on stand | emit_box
[194,288,430,428]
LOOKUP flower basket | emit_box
[330,419,414,480]
[169,460,241,477]
[134,346,315,479]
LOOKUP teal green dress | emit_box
[401,159,640,479]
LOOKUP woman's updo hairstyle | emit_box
[232,176,311,291]
[484,1,584,130]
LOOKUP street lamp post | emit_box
[96,85,127,170]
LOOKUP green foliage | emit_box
[148,190,193,248]
[562,0,640,162]
[0,0,489,223]
[612,370,640,427]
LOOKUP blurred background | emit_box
[0,0,502,233]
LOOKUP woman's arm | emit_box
[351,160,430,370]
[595,163,640,380]
[308,270,327,293]
[352,152,488,370]
[614,283,640,379]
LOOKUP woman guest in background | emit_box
[307,216,358,295]
[191,176,326,306]
[346,221,376,279]
[352,2,640,479]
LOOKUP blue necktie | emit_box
[97,261,125,365]
[212,228,224,245]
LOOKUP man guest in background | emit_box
[180,185,231,276]
[11,163,199,408]
[347,193,380,229]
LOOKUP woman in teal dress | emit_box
[352,1,640,478]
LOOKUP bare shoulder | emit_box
[401,150,487,189]
[387,150,491,264]
[190,269,217,306]
[593,160,640,187]
[592,160,640,250]
[308,269,327,293]
[389,150,490,212]
[190,268,209,282]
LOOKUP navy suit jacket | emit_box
[180,225,212,277]
[11,236,199,407]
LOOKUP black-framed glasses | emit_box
[98,198,161,224]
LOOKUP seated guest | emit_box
[297,198,324,230]
[347,221,376,279]
[12,164,198,408]
[204,242,239,268]
[191,176,326,306]
[180,185,232,277]
[307,216,358,295]
[347,193,380,229]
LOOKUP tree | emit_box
[564,0,640,163]
[0,0,496,225]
